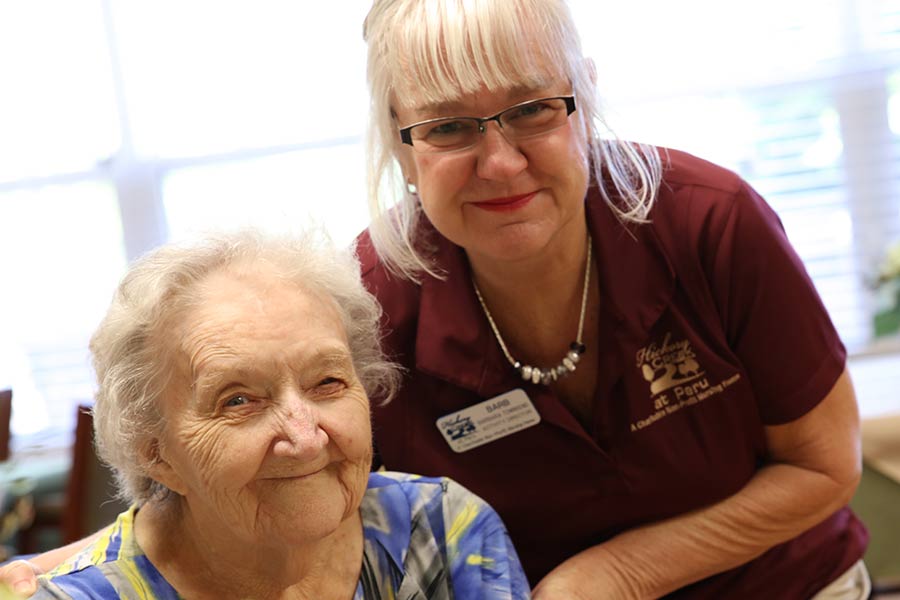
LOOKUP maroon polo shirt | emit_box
[358,148,868,598]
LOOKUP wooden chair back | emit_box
[0,389,11,462]
[62,405,129,543]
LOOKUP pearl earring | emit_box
[406,181,418,195]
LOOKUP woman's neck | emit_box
[134,499,364,600]
[467,220,594,364]
[468,217,589,295]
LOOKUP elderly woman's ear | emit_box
[142,437,188,497]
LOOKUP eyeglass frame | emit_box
[398,95,577,151]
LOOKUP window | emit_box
[0,182,124,435]
[0,0,123,439]
[163,144,368,248]
[576,0,900,353]
[1,0,371,439]
[2,0,898,438]
[0,1,119,184]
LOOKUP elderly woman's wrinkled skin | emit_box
[147,266,372,547]
[132,265,370,599]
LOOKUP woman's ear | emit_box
[394,146,419,196]
[143,437,188,496]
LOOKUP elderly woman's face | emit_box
[152,266,372,545]
[394,80,590,264]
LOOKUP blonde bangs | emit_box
[379,0,571,107]
[363,0,663,281]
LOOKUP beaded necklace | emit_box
[472,236,591,385]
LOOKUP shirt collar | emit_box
[587,187,676,336]
[361,472,412,572]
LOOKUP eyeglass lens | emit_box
[409,97,572,153]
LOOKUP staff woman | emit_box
[359,0,868,598]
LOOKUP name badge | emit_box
[435,389,541,453]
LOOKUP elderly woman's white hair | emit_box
[363,0,664,281]
[89,228,401,504]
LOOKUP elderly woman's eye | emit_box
[317,377,345,389]
[224,394,250,408]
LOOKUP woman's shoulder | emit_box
[354,227,385,278]
[594,146,764,244]
[640,146,781,246]
[45,508,139,578]
[365,471,467,505]
[657,146,745,196]
[361,472,529,599]
[363,471,495,527]
[354,229,422,311]
[34,507,176,599]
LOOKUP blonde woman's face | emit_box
[152,266,372,546]
[394,81,590,265]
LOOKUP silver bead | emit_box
[567,350,581,364]
[557,365,569,377]
[563,357,576,372]
[541,370,553,385]
[521,365,533,381]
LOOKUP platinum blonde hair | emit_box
[363,0,663,281]
[89,228,400,504]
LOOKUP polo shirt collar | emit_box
[416,234,507,395]
[587,188,676,338]
[414,188,676,397]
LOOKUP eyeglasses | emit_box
[399,95,576,154]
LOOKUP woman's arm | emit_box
[0,530,103,597]
[533,368,862,600]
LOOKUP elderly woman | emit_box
[28,230,529,599]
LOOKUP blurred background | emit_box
[0,0,898,575]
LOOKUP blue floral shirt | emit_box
[34,471,530,599]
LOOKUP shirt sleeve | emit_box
[33,568,121,599]
[26,586,63,600]
[702,180,847,424]
[440,478,531,599]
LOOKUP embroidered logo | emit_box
[630,332,742,433]
[635,332,704,395]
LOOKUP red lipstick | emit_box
[471,192,536,212]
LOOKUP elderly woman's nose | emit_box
[475,124,528,181]
[271,395,329,459]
